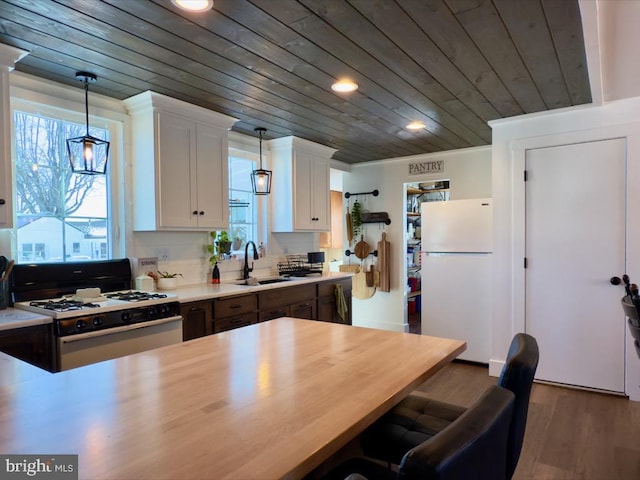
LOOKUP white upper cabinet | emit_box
[270,136,337,232]
[124,91,237,231]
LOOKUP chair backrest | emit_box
[397,385,515,480]
[497,333,540,478]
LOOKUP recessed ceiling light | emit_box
[171,0,213,12]
[406,121,426,130]
[331,80,358,93]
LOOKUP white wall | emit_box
[343,146,491,331]
[490,97,640,400]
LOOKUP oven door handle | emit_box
[59,316,183,343]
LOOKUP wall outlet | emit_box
[156,248,170,262]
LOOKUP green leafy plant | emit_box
[351,200,362,243]
[206,231,232,264]
[156,271,182,278]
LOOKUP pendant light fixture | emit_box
[251,127,271,195]
[66,71,110,175]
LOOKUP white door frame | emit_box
[505,122,640,400]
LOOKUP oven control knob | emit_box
[121,311,132,323]
[75,319,87,331]
[160,304,170,316]
[148,306,158,318]
[93,316,104,327]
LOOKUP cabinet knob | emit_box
[0,199,5,205]
[199,211,205,215]
[192,210,198,215]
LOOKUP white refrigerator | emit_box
[420,198,492,363]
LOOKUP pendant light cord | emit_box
[83,79,90,136]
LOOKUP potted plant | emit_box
[216,231,232,257]
[206,231,232,262]
[154,271,182,290]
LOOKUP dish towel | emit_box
[335,283,349,322]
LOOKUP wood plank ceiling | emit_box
[0,0,591,164]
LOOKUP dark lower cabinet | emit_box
[0,323,56,372]
[180,301,213,341]
[317,278,352,324]
[182,278,352,339]
[258,284,316,322]
[214,294,258,333]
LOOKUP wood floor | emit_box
[413,362,640,480]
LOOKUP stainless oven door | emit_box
[57,316,183,371]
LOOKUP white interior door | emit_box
[525,138,626,392]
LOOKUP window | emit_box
[228,153,259,254]
[12,107,112,263]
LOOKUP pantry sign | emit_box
[408,160,444,176]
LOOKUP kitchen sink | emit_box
[229,277,291,286]
[256,278,291,285]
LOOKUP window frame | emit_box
[228,132,268,253]
[9,75,125,262]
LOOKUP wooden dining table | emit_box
[0,317,465,480]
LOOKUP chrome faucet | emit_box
[243,241,259,280]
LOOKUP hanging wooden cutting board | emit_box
[352,269,376,299]
[377,232,391,292]
[354,236,371,259]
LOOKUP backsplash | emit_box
[129,230,320,286]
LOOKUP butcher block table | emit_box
[0,317,465,480]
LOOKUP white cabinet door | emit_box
[310,155,329,230]
[195,123,228,229]
[0,162,10,228]
[156,112,197,229]
[293,152,329,231]
[525,138,626,392]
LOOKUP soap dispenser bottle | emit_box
[212,262,220,284]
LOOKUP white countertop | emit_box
[0,308,53,331]
[167,272,353,303]
[0,273,352,330]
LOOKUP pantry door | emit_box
[525,138,626,392]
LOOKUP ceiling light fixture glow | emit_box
[171,0,213,12]
[331,80,358,93]
[406,121,426,130]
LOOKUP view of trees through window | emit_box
[13,110,109,263]
[228,154,258,253]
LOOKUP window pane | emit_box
[229,155,257,253]
[13,110,110,263]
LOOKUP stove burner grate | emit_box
[104,291,168,302]
[29,300,101,312]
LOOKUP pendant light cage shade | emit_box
[251,127,271,195]
[66,135,109,175]
[67,71,110,175]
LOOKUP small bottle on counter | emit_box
[211,262,220,284]
[259,242,266,258]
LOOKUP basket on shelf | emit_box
[277,253,324,277]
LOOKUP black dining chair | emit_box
[360,333,539,479]
[322,385,515,480]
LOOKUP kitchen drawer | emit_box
[259,284,315,310]
[214,294,257,317]
[317,278,352,297]
[259,305,291,322]
[214,312,257,333]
